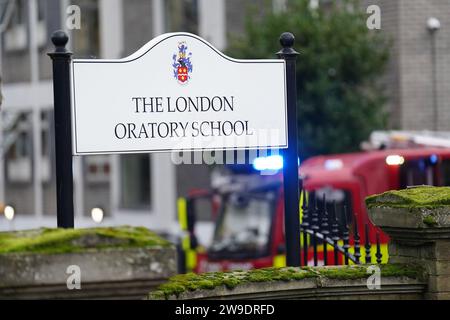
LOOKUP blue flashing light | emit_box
[430,154,438,165]
[253,155,284,171]
[252,155,300,171]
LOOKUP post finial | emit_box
[277,32,299,58]
[51,30,69,53]
[280,32,295,48]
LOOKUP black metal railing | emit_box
[299,189,383,266]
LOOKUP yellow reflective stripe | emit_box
[177,198,198,271]
[300,231,310,247]
[348,244,389,264]
[182,235,190,251]
[308,241,389,264]
[186,249,197,270]
[299,190,308,222]
[299,191,309,247]
[273,255,286,268]
[177,198,188,231]
[307,240,344,250]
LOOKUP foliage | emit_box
[227,0,390,158]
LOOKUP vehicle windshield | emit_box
[210,190,276,257]
[309,186,353,233]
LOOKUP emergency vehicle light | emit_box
[430,154,438,165]
[252,155,284,171]
[386,155,405,166]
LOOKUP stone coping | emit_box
[148,264,426,300]
[0,226,177,296]
[0,226,172,255]
[366,186,450,210]
[366,187,450,229]
[0,247,177,289]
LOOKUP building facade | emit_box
[0,0,286,233]
[362,0,450,131]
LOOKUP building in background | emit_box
[2,0,450,233]
[362,0,450,131]
[0,0,287,233]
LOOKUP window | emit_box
[165,0,198,34]
[120,154,151,210]
[3,0,47,51]
[439,158,450,186]
[0,0,15,26]
[40,110,52,182]
[85,155,110,184]
[3,0,27,51]
[210,190,276,258]
[399,158,438,189]
[40,111,51,157]
[9,0,26,26]
[71,0,100,57]
[4,112,33,183]
[5,112,31,160]
[309,187,353,231]
[37,0,46,21]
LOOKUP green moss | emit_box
[366,186,450,209]
[318,263,425,281]
[197,280,216,290]
[0,226,171,255]
[223,277,240,289]
[317,266,368,280]
[148,263,424,299]
[423,215,438,227]
[246,267,315,283]
[157,282,186,297]
[377,263,426,279]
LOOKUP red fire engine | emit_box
[178,145,450,273]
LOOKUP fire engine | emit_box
[177,131,450,273]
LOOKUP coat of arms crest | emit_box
[172,41,193,84]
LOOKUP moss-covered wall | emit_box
[0,226,177,300]
[0,226,172,255]
[149,264,426,300]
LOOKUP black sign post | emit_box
[48,30,74,228]
[277,32,301,267]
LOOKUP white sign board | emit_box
[71,33,287,155]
